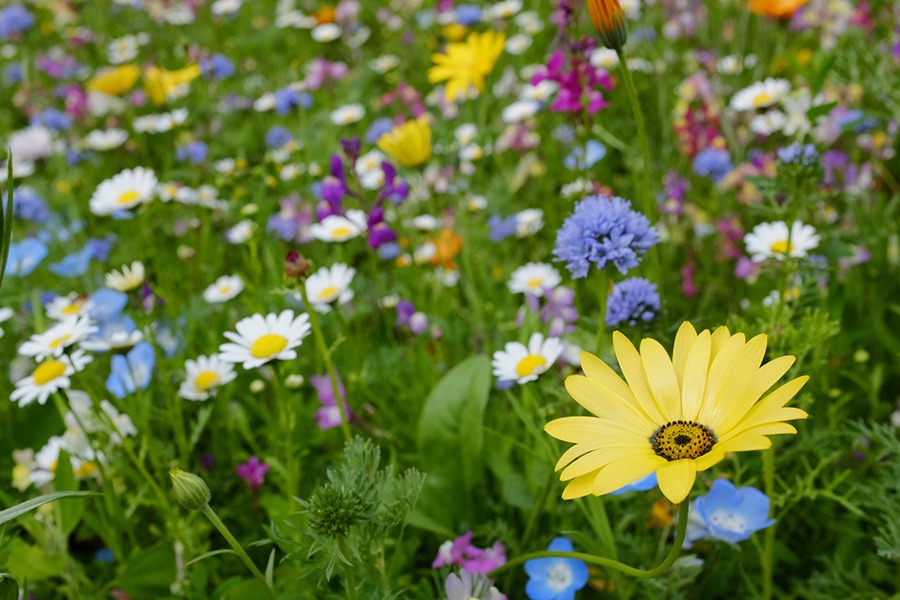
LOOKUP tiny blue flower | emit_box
[605,277,661,327]
[87,288,129,323]
[176,141,208,164]
[0,5,35,39]
[525,537,589,600]
[488,214,519,243]
[30,108,71,131]
[265,126,294,149]
[553,195,659,278]
[691,479,775,544]
[200,53,235,79]
[692,147,733,182]
[48,245,94,277]
[455,4,483,25]
[564,139,607,170]
[12,186,50,224]
[776,142,818,166]
[365,118,394,144]
[106,341,156,399]
[5,238,48,277]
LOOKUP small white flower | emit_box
[411,215,440,231]
[729,78,791,112]
[502,100,540,123]
[218,310,311,369]
[455,123,478,145]
[203,275,244,303]
[10,350,94,408]
[508,263,562,297]
[304,263,356,313]
[491,332,563,385]
[84,128,129,151]
[179,354,237,400]
[105,261,145,291]
[45,293,92,321]
[8,125,54,163]
[505,33,532,55]
[744,221,820,263]
[18,315,97,361]
[370,54,400,74]
[0,307,14,338]
[330,103,365,125]
[515,208,544,238]
[225,220,256,244]
[312,23,342,42]
[749,111,787,136]
[487,0,522,18]
[309,210,367,242]
[717,55,742,75]
[591,48,619,70]
[90,167,158,216]
[107,35,140,64]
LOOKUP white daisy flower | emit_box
[105,261,145,291]
[80,318,143,352]
[107,35,139,64]
[304,263,356,313]
[10,350,94,408]
[729,78,791,112]
[254,93,277,112]
[89,167,158,216]
[225,220,256,244]
[370,55,400,74]
[203,275,244,303]
[411,215,440,231]
[64,391,137,442]
[84,128,129,151]
[717,55,742,75]
[508,263,562,297]
[18,315,98,361]
[330,103,365,125]
[505,33,532,55]
[211,0,243,17]
[781,89,813,137]
[219,310,311,369]
[521,80,558,103]
[491,332,563,385]
[749,111,787,136]
[744,221,821,263]
[178,354,237,401]
[312,23,342,42]
[46,293,92,321]
[455,123,478,145]
[502,100,540,124]
[356,150,386,177]
[487,0,522,18]
[516,10,543,34]
[28,436,67,487]
[309,210,367,242]
[0,307,13,338]
[515,208,544,238]
[8,125,54,163]
[591,48,620,70]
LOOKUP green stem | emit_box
[761,446,776,600]
[270,363,298,506]
[489,501,690,579]
[298,286,352,443]
[342,537,359,600]
[616,49,654,223]
[595,268,609,356]
[200,504,276,600]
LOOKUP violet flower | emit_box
[235,457,269,491]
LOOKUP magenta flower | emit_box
[311,373,354,430]
[531,50,612,116]
[235,457,269,491]
[432,531,507,574]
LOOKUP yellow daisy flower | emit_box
[545,322,809,504]
[377,117,432,167]
[144,64,202,105]
[86,64,141,96]
[428,30,506,102]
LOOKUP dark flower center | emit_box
[651,420,717,461]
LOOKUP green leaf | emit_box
[265,549,275,588]
[0,152,14,293]
[0,491,100,526]
[188,405,214,452]
[5,539,66,581]
[114,543,176,598]
[807,101,837,121]
[415,354,492,531]
[0,574,18,600]
[502,473,535,511]
[52,450,86,535]
[186,549,237,567]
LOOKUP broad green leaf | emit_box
[0,153,13,292]
[114,543,176,599]
[0,574,18,600]
[5,539,66,581]
[807,101,838,121]
[53,450,86,535]
[0,491,100,526]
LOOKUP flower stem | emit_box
[200,504,275,600]
[298,286,352,443]
[269,362,298,507]
[615,48,654,223]
[761,446,776,600]
[595,268,609,356]
[489,500,690,579]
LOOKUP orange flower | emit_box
[748,0,811,19]
[586,0,627,49]
[429,228,462,270]
[314,6,335,24]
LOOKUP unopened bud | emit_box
[169,468,211,510]
[284,250,311,280]
[587,0,628,50]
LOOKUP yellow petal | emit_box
[697,333,746,426]
[709,326,733,360]
[719,421,798,444]
[561,473,595,499]
[713,355,796,433]
[612,332,667,424]
[672,321,698,386]
[591,452,662,496]
[656,459,697,504]
[641,338,682,421]
[544,416,626,443]
[560,446,651,481]
[680,330,711,422]
[714,435,772,453]
[693,448,725,471]
[565,374,654,434]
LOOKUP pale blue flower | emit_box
[525,537,589,600]
[106,341,155,398]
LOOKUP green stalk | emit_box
[595,268,609,356]
[490,501,690,579]
[200,504,276,600]
[615,49,654,223]
[269,363,298,506]
[761,447,776,600]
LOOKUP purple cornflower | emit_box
[235,457,270,491]
[693,147,733,182]
[432,531,507,575]
[660,171,690,215]
[266,195,313,244]
[605,277,660,327]
[395,300,429,334]
[553,195,659,278]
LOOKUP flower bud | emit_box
[169,468,211,510]
[284,250,311,281]
[586,0,627,50]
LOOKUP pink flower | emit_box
[235,457,270,491]
[432,531,507,574]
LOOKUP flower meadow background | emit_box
[1,0,900,598]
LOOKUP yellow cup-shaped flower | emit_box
[377,117,432,167]
[545,322,809,504]
[87,64,141,96]
[748,0,811,18]
[144,64,202,105]
[586,0,627,50]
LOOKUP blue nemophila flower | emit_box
[106,341,156,398]
[610,472,657,495]
[12,186,50,224]
[30,108,71,131]
[605,277,661,327]
[5,238,48,277]
[49,245,94,277]
[525,537,589,600]
[200,53,236,79]
[553,195,659,278]
[777,142,818,166]
[692,147,733,182]
[689,479,775,545]
[265,126,294,149]
[564,139,607,170]
[87,288,128,323]
[176,141,208,164]
[488,214,519,242]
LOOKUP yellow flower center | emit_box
[317,285,340,300]
[117,189,141,205]
[49,334,73,349]
[769,239,794,254]
[515,354,547,378]
[527,277,543,289]
[194,370,219,390]
[652,420,716,461]
[751,92,773,107]
[61,304,82,315]
[76,462,98,478]
[331,226,353,238]
[249,334,288,359]
[218,285,232,294]
[34,360,67,386]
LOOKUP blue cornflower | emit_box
[0,5,35,39]
[525,537,589,600]
[455,4,483,25]
[176,141,208,164]
[48,244,94,277]
[87,236,115,261]
[4,63,23,84]
[610,472,657,495]
[106,341,155,398]
[553,195,659,278]
[5,238,48,277]
[30,108,71,131]
[265,126,294,149]
[564,139,607,170]
[690,479,775,545]
[200,53,236,79]
[692,147,733,182]
[365,118,394,144]
[488,214,519,242]
[605,277,660,327]
[12,186,50,223]
[776,142,818,166]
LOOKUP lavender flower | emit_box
[605,277,660,327]
[265,126,293,149]
[692,147,732,182]
[488,214,518,242]
[235,456,270,491]
[776,142,818,165]
[553,195,659,278]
